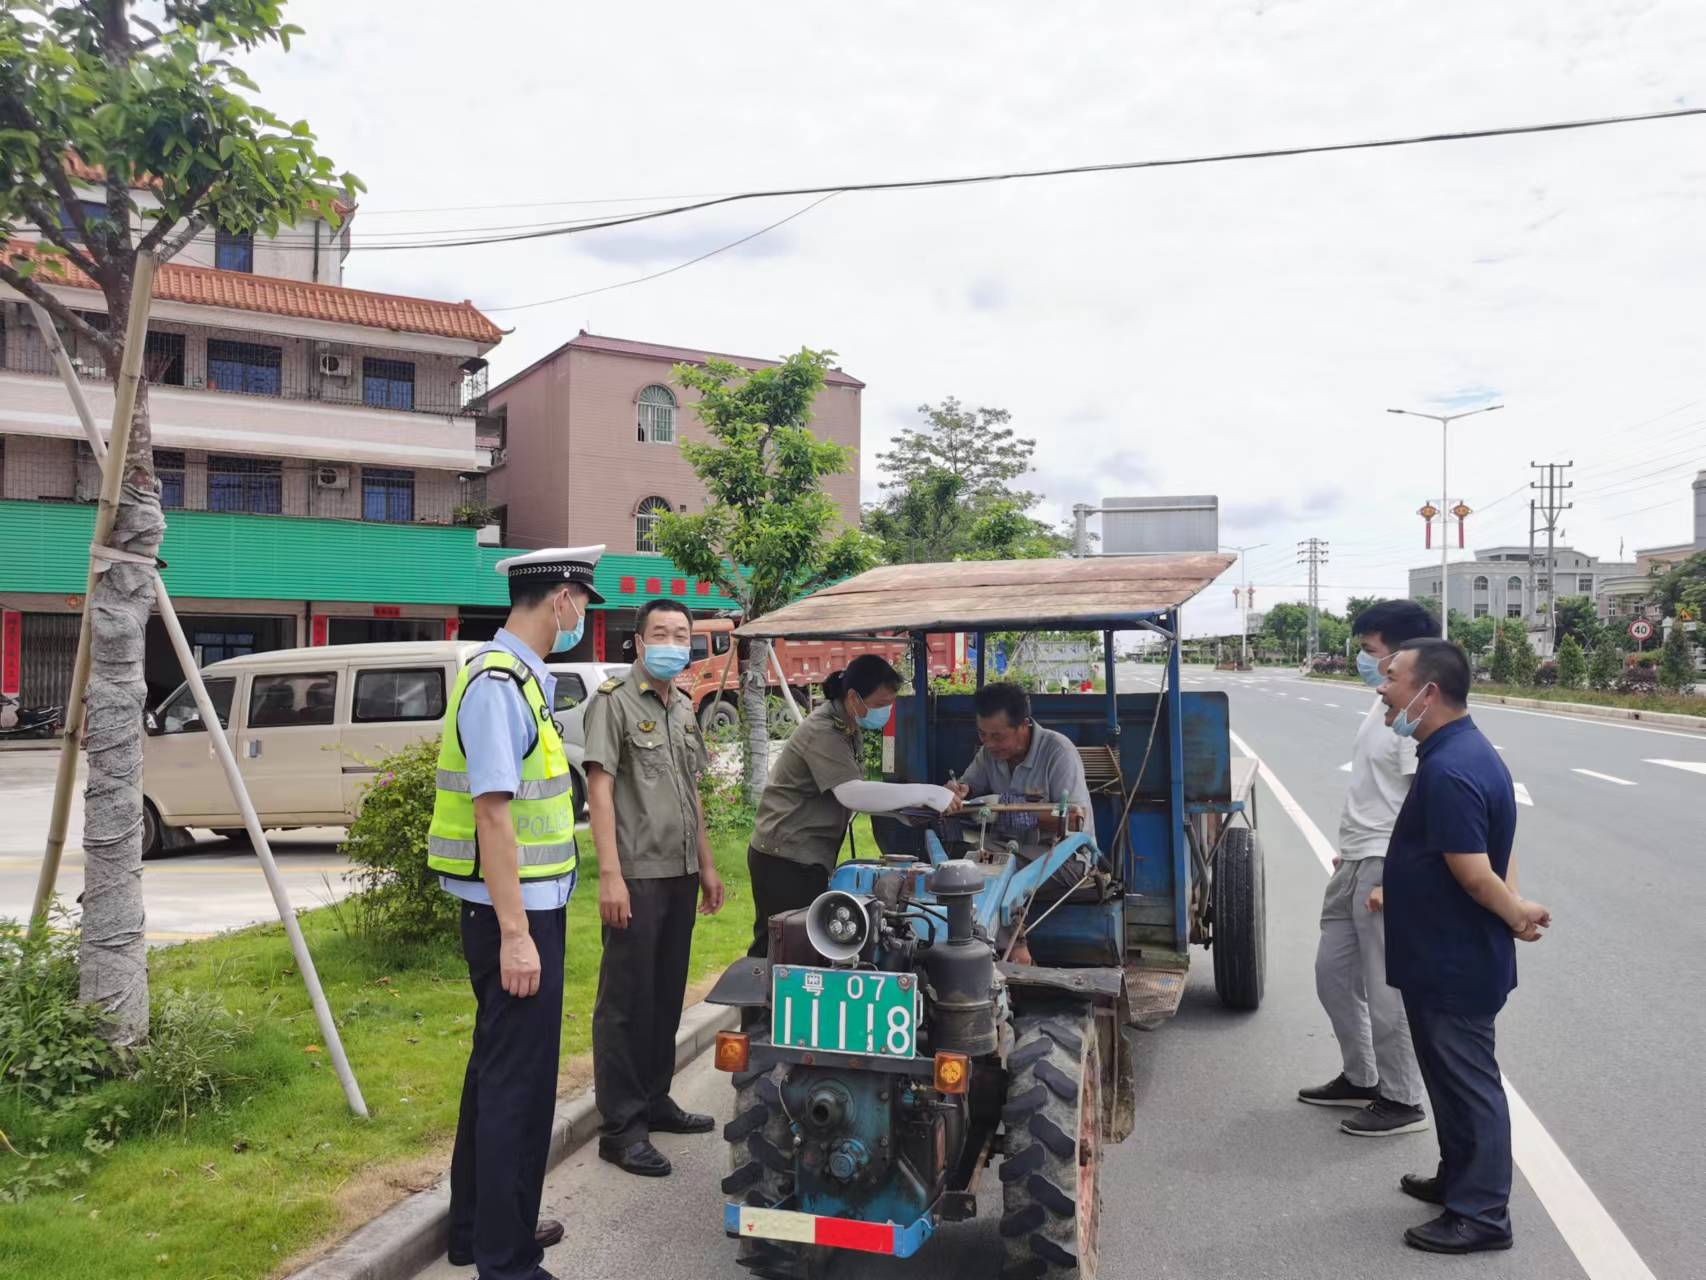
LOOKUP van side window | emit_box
[159,678,235,734]
[712,632,730,656]
[353,668,447,723]
[249,672,338,728]
[690,635,709,662]
[553,673,588,713]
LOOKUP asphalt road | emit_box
[414,668,1702,1280]
[0,748,357,942]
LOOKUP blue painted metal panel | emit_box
[1166,617,1189,949]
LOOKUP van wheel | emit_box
[142,800,164,861]
[571,768,589,821]
[701,699,738,733]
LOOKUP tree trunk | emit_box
[741,640,772,803]
[77,380,162,1049]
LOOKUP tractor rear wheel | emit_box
[722,1034,821,1279]
[1211,825,1266,1010]
[999,1011,1102,1279]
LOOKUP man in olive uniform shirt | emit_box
[584,599,724,1178]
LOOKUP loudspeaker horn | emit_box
[804,891,876,964]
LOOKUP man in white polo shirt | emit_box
[1297,600,1437,1137]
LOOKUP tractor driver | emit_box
[943,681,1093,848]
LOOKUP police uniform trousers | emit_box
[448,901,566,1280]
[1406,1002,1513,1234]
[592,873,701,1144]
[744,846,830,958]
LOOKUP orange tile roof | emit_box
[2,240,503,346]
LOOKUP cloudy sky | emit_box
[245,0,1706,637]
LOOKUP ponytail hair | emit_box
[822,653,902,704]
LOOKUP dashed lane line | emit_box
[1645,758,1706,776]
[1514,782,1534,807]
[1572,769,1636,786]
[1228,729,1658,1280]
[1339,762,1353,772]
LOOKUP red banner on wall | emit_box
[310,615,329,647]
[1,611,21,696]
[373,605,401,619]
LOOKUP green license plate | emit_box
[771,965,919,1059]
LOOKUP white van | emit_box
[141,641,622,858]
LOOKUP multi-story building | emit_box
[1598,470,1706,622]
[1,169,509,707]
[1407,545,1635,627]
[481,331,863,661]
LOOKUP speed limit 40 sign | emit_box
[1628,619,1655,643]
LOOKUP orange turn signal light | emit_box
[715,1031,750,1073]
[933,1051,970,1094]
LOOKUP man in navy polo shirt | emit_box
[1378,638,1552,1255]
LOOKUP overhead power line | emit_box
[346,105,1706,254]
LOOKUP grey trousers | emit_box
[1316,856,1424,1107]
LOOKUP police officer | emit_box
[584,598,724,1178]
[430,546,603,1280]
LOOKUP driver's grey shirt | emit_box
[959,723,1093,821]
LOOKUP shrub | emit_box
[1555,635,1587,689]
[0,911,115,1106]
[1615,663,1658,696]
[1532,659,1558,688]
[1506,626,1539,687]
[1488,626,1514,684]
[342,740,460,946]
[134,989,249,1134]
[1658,617,1697,693]
[1588,640,1621,691]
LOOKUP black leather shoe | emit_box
[1400,1173,1444,1204]
[1404,1211,1513,1254]
[599,1138,672,1177]
[447,1218,564,1265]
[648,1104,715,1135]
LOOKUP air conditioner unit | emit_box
[316,465,351,490]
[318,353,351,378]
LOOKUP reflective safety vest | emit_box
[427,648,577,882]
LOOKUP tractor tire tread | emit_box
[725,1103,771,1143]
[997,1141,1046,1183]
[1008,1037,1054,1072]
[1028,1172,1075,1217]
[1000,1204,1047,1238]
[727,1033,811,1275]
[1002,1083,1049,1123]
[1028,1112,1076,1160]
[1034,1058,1080,1103]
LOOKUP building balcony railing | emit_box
[0,319,481,419]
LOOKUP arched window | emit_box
[1473,576,1489,592]
[635,496,672,552]
[637,384,676,444]
[1506,576,1523,593]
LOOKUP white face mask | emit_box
[552,593,585,653]
[1390,683,1433,739]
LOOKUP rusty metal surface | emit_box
[1124,964,1189,1027]
[737,553,1237,638]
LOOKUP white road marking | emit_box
[1230,731,1659,1280]
[1514,782,1534,807]
[1296,696,1311,702]
[1339,762,1353,772]
[1495,745,1507,751]
[1572,769,1636,786]
[1645,758,1706,776]
[1275,692,1289,698]
[1323,702,1340,709]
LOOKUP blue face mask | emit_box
[553,596,585,654]
[642,643,691,681]
[1355,650,1388,688]
[1390,684,1432,739]
[856,702,892,731]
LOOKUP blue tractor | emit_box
[707,555,1264,1279]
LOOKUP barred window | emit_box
[362,467,415,522]
[207,340,282,396]
[207,455,282,514]
[156,449,186,510]
[637,384,676,444]
[635,495,671,552]
[215,228,254,273]
[362,358,416,411]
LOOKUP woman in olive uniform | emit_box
[746,654,954,957]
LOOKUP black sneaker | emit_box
[1297,1073,1381,1108]
[1341,1097,1430,1137]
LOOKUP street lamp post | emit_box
[1386,404,1504,642]
[1221,543,1266,668]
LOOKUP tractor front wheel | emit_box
[999,1011,1102,1279]
[722,1035,821,1279]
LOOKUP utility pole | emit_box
[1298,537,1328,660]
[1530,461,1574,653]
[1222,542,1266,669]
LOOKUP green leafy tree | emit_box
[0,0,357,1047]
[1555,634,1587,689]
[1657,615,1697,693]
[1457,615,1498,658]
[1552,595,1601,649]
[864,467,1067,564]
[1503,620,1539,687]
[1588,638,1621,691]
[1488,623,1515,685]
[655,349,876,797]
[1344,596,1386,626]
[877,397,1039,506]
[1260,602,1311,660]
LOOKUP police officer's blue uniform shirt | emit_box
[1384,716,1518,1015]
[439,627,576,911]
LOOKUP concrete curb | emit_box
[289,999,738,1280]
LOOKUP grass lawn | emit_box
[0,819,885,1280]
